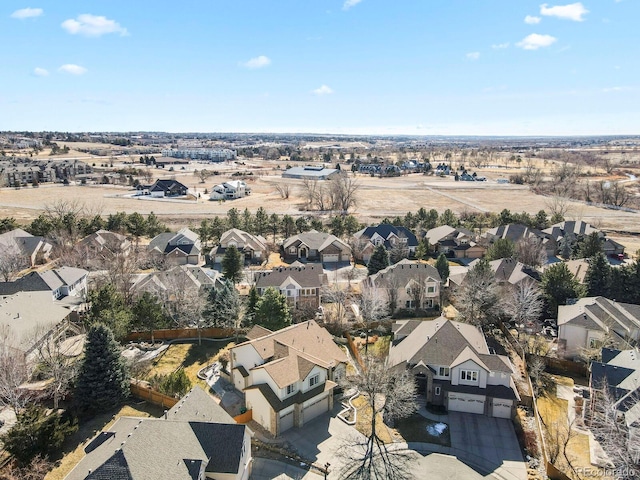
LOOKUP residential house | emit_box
[282,230,351,265]
[210,229,268,265]
[132,265,223,299]
[209,180,251,200]
[364,259,441,311]
[424,225,485,259]
[388,317,519,418]
[254,264,326,310]
[482,224,556,257]
[281,166,339,180]
[0,266,88,301]
[543,220,625,258]
[75,230,132,267]
[557,297,640,359]
[352,224,418,264]
[148,228,202,265]
[468,258,541,287]
[65,386,252,480]
[230,320,347,436]
[0,290,75,357]
[147,179,189,198]
[588,348,640,457]
[0,228,52,267]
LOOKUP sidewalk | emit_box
[251,458,324,480]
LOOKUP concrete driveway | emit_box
[276,403,526,480]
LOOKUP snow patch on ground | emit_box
[426,422,448,436]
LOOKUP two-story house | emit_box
[230,320,347,436]
[210,229,268,265]
[148,228,202,265]
[424,225,485,259]
[253,264,326,310]
[558,297,640,359]
[282,230,351,265]
[483,224,556,258]
[352,224,418,264]
[388,317,519,418]
[364,259,441,311]
[209,180,251,200]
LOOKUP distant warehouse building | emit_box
[161,148,236,162]
[282,166,340,180]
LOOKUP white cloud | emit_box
[343,0,363,10]
[516,33,558,50]
[11,7,43,19]
[525,15,542,24]
[33,67,49,77]
[540,3,589,21]
[466,52,480,60]
[240,55,271,69]
[313,85,334,95]
[492,42,510,49]
[61,14,128,37]
[603,86,631,93]
[58,64,87,75]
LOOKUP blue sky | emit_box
[2,1,638,135]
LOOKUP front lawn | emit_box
[394,414,451,447]
[352,395,393,443]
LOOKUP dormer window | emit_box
[309,374,320,387]
[438,367,450,377]
[286,384,297,395]
[460,370,478,382]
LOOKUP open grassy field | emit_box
[2,156,640,253]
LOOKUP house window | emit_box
[460,370,478,382]
[286,384,297,395]
[289,247,297,254]
[405,300,415,308]
[309,374,320,387]
[438,367,450,377]
[434,386,441,396]
[588,338,600,349]
[427,286,435,293]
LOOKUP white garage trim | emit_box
[447,392,486,415]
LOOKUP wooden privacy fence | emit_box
[130,380,179,409]
[527,354,589,378]
[124,327,236,342]
[344,332,363,369]
[233,410,253,424]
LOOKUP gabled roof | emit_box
[218,228,267,253]
[485,224,549,244]
[254,264,326,289]
[236,320,347,372]
[66,387,247,480]
[355,224,418,248]
[132,266,220,296]
[543,220,596,241]
[149,178,188,193]
[283,230,350,253]
[367,259,441,288]
[148,229,201,256]
[558,297,640,337]
[388,317,513,374]
[0,267,88,296]
[469,258,540,285]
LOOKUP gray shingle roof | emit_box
[255,263,326,289]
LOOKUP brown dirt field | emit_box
[1,168,639,237]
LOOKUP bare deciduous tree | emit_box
[339,354,418,480]
[274,183,291,199]
[545,195,572,220]
[502,280,544,328]
[330,173,360,214]
[454,260,500,327]
[515,236,547,268]
[0,244,27,282]
[0,328,33,411]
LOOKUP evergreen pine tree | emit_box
[435,253,450,283]
[222,245,244,284]
[75,324,129,414]
[585,253,611,297]
[253,287,291,330]
[368,244,390,275]
[203,280,240,328]
[245,286,259,325]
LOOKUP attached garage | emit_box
[491,399,513,419]
[322,253,340,263]
[447,392,486,415]
[279,410,294,433]
[303,395,329,424]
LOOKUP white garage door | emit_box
[280,410,294,433]
[303,396,329,423]
[492,400,513,419]
[447,393,486,415]
[322,253,340,263]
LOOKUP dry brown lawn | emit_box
[351,395,393,444]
